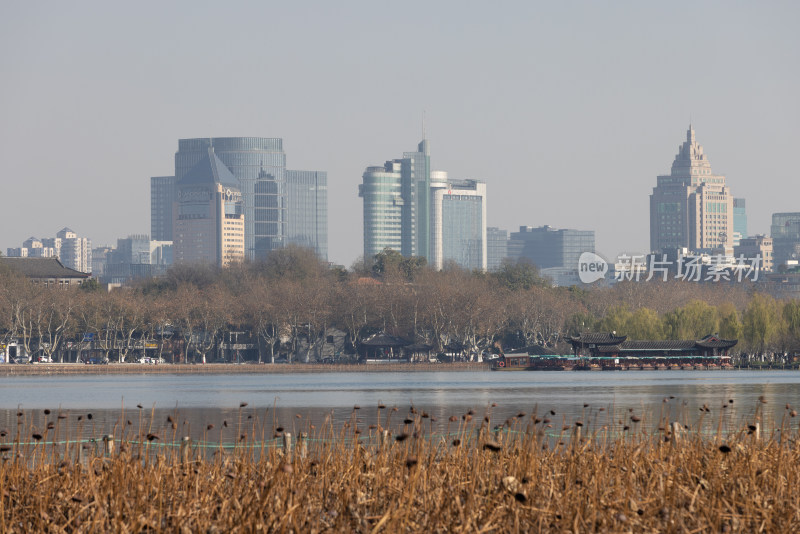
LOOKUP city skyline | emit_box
[1,2,798,266]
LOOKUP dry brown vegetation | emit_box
[3,401,800,532]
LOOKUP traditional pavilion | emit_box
[568,333,737,361]
[358,332,409,362]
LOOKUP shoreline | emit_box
[0,361,789,376]
[0,361,490,376]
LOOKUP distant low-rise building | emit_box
[91,246,113,278]
[508,225,595,271]
[735,234,773,273]
[101,235,173,284]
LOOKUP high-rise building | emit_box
[55,228,92,273]
[486,227,508,271]
[359,137,496,270]
[251,165,286,256]
[286,170,328,260]
[173,148,245,267]
[508,226,595,270]
[359,160,414,259]
[151,176,176,241]
[405,140,431,260]
[359,138,435,261]
[175,138,285,260]
[733,198,747,246]
[154,137,326,260]
[650,126,734,253]
[771,212,800,268]
[7,229,92,273]
[430,173,487,270]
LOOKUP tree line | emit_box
[1,246,799,363]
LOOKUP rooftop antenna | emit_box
[422,110,427,140]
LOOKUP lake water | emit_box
[2,370,799,445]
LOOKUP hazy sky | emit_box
[2,1,798,266]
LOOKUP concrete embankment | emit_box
[0,361,489,376]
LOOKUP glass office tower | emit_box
[486,227,508,271]
[430,175,487,271]
[404,139,431,260]
[150,176,176,241]
[359,138,431,261]
[285,170,328,260]
[359,161,412,259]
[733,198,747,246]
[253,167,285,257]
[175,138,286,260]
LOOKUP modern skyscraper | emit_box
[486,227,508,271]
[508,226,595,270]
[286,170,328,260]
[252,165,286,257]
[359,161,414,259]
[429,173,487,270]
[155,137,327,261]
[175,138,285,260]
[173,148,245,267]
[405,139,431,260]
[151,176,176,241]
[359,138,434,262]
[733,198,747,246]
[650,126,734,253]
[359,137,495,270]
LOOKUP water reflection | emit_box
[1,370,799,443]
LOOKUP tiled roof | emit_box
[622,340,697,351]
[595,339,737,353]
[0,257,90,279]
[574,333,738,353]
[569,333,628,345]
[696,335,738,349]
[360,332,408,347]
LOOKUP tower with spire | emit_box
[650,125,734,254]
